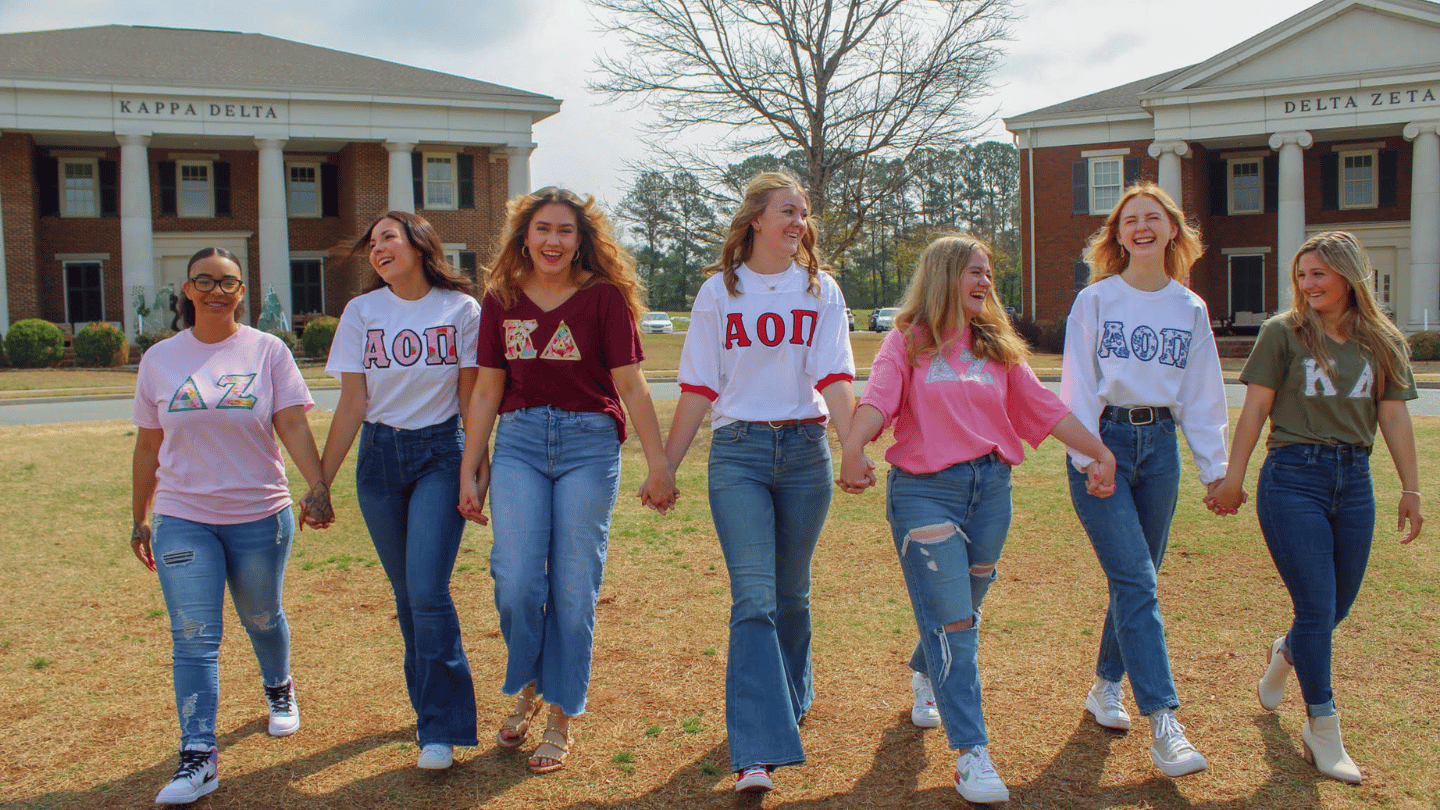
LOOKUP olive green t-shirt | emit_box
[1240,316,1417,450]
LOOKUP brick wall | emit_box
[1,132,39,326]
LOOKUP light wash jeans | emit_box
[1257,443,1375,718]
[707,420,833,773]
[1066,416,1182,716]
[153,508,294,749]
[489,406,621,717]
[890,454,1011,750]
[357,414,478,747]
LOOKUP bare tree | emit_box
[590,0,1014,255]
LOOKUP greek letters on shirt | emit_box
[167,373,258,412]
[1302,358,1375,398]
[1097,321,1193,368]
[502,319,582,361]
[724,309,820,349]
[926,348,995,386]
[361,325,460,368]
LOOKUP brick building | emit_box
[1004,0,1440,336]
[0,25,561,337]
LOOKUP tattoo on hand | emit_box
[301,482,334,524]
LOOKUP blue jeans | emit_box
[153,508,294,749]
[357,414,477,747]
[707,420,833,773]
[1067,417,1182,716]
[489,406,621,717]
[889,454,1012,750]
[1257,443,1375,717]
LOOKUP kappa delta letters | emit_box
[362,326,460,368]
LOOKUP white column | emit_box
[118,133,156,339]
[1147,140,1190,203]
[256,137,290,326]
[0,130,8,334]
[507,143,535,200]
[1268,130,1314,313]
[385,141,416,213]
[1405,121,1440,332]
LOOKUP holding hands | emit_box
[1204,477,1248,516]
[458,453,491,525]
[299,481,335,529]
[837,445,877,494]
[638,466,680,515]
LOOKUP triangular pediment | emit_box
[1152,0,1440,94]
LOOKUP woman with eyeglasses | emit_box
[131,247,332,805]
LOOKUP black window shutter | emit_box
[1378,149,1398,208]
[213,161,231,217]
[1320,153,1339,211]
[412,152,424,209]
[1123,157,1140,188]
[1072,161,1089,215]
[158,161,177,216]
[99,159,119,217]
[1073,257,1090,291]
[1210,161,1228,216]
[320,163,339,217]
[457,154,474,209]
[37,156,60,217]
[1263,155,1278,213]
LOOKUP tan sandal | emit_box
[527,711,570,774]
[497,692,543,749]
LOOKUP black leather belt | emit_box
[1101,405,1173,425]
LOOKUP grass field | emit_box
[0,403,1436,809]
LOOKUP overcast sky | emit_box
[0,0,1328,205]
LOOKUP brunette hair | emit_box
[704,171,825,297]
[894,234,1028,367]
[484,187,645,323]
[1082,181,1204,284]
[180,247,245,328]
[353,210,473,294]
[1282,231,1411,399]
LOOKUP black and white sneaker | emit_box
[265,677,300,736]
[155,745,218,804]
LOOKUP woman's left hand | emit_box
[638,467,679,515]
[299,481,334,530]
[1398,492,1423,544]
[131,521,156,572]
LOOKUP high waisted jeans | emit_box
[357,414,478,747]
[153,508,294,749]
[1067,417,1182,716]
[1256,443,1375,717]
[889,454,1012,750]
[489,406,621,717]
[707,420,834,773]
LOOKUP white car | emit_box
[871,307,899,332]
[639,312,674,334]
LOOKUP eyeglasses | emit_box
[189,275,242,293]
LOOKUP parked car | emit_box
[639,311,674,334]
[844,308,855,331]
[870,307,899,332]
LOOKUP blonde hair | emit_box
[484,187,645,323]
[894,234,1029,368]
[1282,231,1410,399]
[704,171,825,297]
[1083,182,1204,284]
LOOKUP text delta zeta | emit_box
[1283,87,1437,114]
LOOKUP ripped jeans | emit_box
[152,508,295,749]
[887,454,1011,750]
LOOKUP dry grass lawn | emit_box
[0,404,1436,809]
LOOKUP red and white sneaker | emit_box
[735,765,773,793]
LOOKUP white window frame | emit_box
[59,157,100,218]
[62,259,106,324]
[1227,158,1263,215]
[1089,157,1123,216]
[1338,149,1378,210]
[423,152,457,210]
[286,161,321,218]
[177,159,214,218]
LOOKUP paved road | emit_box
[5,380,1440,425]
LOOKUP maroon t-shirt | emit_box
[476,281,643,441]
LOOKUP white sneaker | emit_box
[265,677,300,736]
[1149,711,1207,777]
[1085,678,1132,730]
[953,746,1009,804]
[155,744,218,804]
[735,765,773,793]
[417,743,454,770]
[910,671,941,728]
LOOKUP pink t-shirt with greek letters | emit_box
[133,326,314,525]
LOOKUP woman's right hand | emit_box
[458,461,490,525]
[131,520,156,572]
[837,448,876,494]
[1204,476,1247,515]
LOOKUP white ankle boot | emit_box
[1301,713,1361,784]
[1257,636,1291,711]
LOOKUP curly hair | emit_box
[894,234,1029,368]
[352,210,473,294]
[1082,182,1204,284]
[703,171,826,297]
[484,187,645,323]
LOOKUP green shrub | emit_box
[269,329,299,355]
[300,315,340,359]
[134,329,176,355]
[3,319,65,368]
[1408,330,1440,362]
[0,338,8,367]
[74,322,130,367]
